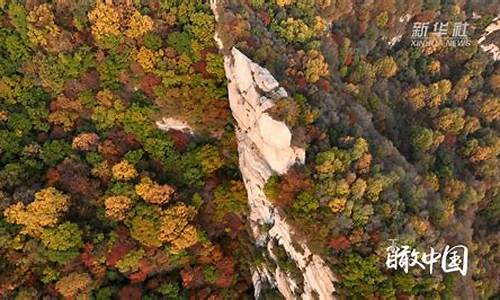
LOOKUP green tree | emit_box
[338,253,389,298]
[374,56,398,78]
[292,190,319,216]
[40,222,83,251]
[410,126,442,153]
[116,248,145,273]
[196,144,224,176]
[434,108,465,135]
[41,140,71,167]
[275,18,314,43]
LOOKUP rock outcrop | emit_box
[478,16,500,61]
[209,0,338,293]
[225,46,337,300]
[156,117,193,134]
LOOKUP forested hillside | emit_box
[0,1,256,298]
[214,0,499,298]
[0,0,498,299]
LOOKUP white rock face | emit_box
[209,1,337,298]
[478,16,500,61]
[226,49,305,175]
[156,117,193,134]
[223,47,337,299]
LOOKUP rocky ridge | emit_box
[209,1,337,298]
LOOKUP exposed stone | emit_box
[223,47,336,299]
[478,16,500,61]
[208,1,337,298]
[156,117,193,134]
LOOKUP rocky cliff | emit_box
[210,2,337,297]
[478,15,500,61]
[224,45,337,300]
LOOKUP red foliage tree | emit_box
[328,235,351,251]
[275,169,309,207]
[99,129,140,163]
[168,130,190,152]
[181,266,205,289]
[106,227,136,267]
[215,257,235,288]
[140,74,162,97]
[129,260,153,283]
[81,244,106,282]
[52,158,101,200]
[118,285,142,300]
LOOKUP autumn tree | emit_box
[125,11,153,39]
[434,107,465,135]
[4,187,70,236]
[478,97,500,124]
[112,160,138,181]
[374,56,398,78]
[304,49,329,83]
[105,195,134,221]
[55,272,92,298]
[135,177,174,205]
[27,4,72,52]
[159,203,198,253]
[88,2,121,44]
[40,222,83,251]
[48,96,83,131]
[72,133,100,151]
[405,80,451,111]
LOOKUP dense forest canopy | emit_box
[0,0,498,299]
[0,0,257,299]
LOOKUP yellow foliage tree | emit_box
[133,47,163,72]
[170,224,198,253]
[104,195,133,221]
[328,197,347,213]
[350,178,367,200]
[135,177,174,205]
[410,216,430,235]
[55,272,92,298]
[276,0,292,7]
[89,3,153,42]
[489,74,500,92]
[4,187,70,236]
[88,2,121,41]
[91,161,112,180]
[72,133,100,151]
[112,161,138,181]
[125,11,154,39]
[428,60,441,74]
[304,49,329,83]
[479,97,500,123]
[406,80,451,110]
[406,84,426,111]
[159,203,198,252]
[374,56,398,78]
[27,4,62,49]
[312,16,328,33]
[96,90,120,107]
